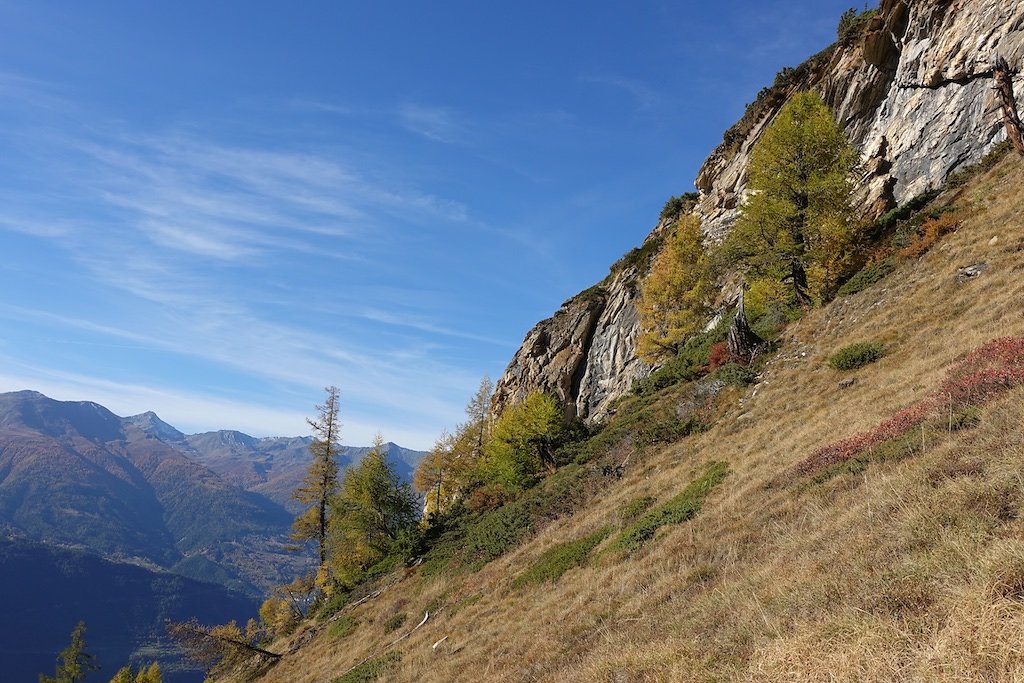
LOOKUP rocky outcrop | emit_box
[490,226,668,422]
[494,0,1024,422]
[698,0,1024,240]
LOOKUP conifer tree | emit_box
[637,214,715,361]
[109,662,162,683]
[481,392,563,491]
[726,91,858,306]
[414,429,455,516]
[328,434,419,582]
[465,375,493,456]
[414,376,494,516]
[292,386,341,577]
[39,621,99,683]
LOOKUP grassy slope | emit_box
[250,156,1024,682]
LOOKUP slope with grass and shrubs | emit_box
[212,130,1024,683]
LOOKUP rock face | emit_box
[491,225,669,423]
[494,0,1024,422]
[698,0,1024,240]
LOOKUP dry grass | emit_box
[247,156,1024,683]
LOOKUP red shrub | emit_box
[796,336,1024,477]
[707,342,734,370]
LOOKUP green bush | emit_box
[513,526,612,588]
[316,587,352,621]
[329,615,358,639]
[620,496,656,522]
[715,362,758,387]
[611,233,666,280]
[837,8,878,41]
[837,257,896,296]
[333,652,401,683]
[828,342,886,370]
[659,192,699,222]
[631,319,730,397]
[420,464,592,576]
[611,461,729,553]
[382,612,407,633]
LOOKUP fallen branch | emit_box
[336,611,432,679]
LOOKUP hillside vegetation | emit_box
[221,140,1024,680]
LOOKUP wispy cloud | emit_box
[360,308,514,347]
[399,103,466,144]
[0,74,492,450]
[582,75,660,110]
[0,71,75,114]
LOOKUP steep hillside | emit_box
[235,143,1024,683]
[493,0,1024,421]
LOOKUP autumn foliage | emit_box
[796,337,1024,476]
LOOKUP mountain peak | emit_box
[123,410,186,442]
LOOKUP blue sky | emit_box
[0,1,866,449]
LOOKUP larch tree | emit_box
[291,386,341,580]
[465,375,493,457]
[109,662,162,683]
[39,621,99,683]
[481,392,564,491]
[637,214,716,362]
[414,376,495,516]
[413,429,456,517]
[328,434,419,582]
[726,90,858,306]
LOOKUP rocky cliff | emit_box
[493,0,1024,422]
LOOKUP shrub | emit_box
[316,587,353,621]
[611,462,728,553]
[706,342,732,370]
[333,652,401,683]
[828,342,886,370]
[611,233,666,280]
[329,615,358,639]
[421,465,592,576]
[465,483,515,514]
[632,319,730,397]
[382,612,407,633]
[837,8,878,41]
[620,495,656,522]
[715,362,758,387]
[798,337,1024,478]
[837,256,896,296]
[898,212,960,259]
[864,189,941,242]
[513,527,612,588]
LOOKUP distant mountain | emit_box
[0,391,427,591]
[0,537,256,683]
[0,391,297,594]
[0,390,427,681]
[177,432,426,512]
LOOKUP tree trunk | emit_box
[788,260,812,307]
[994,54,1024,157]
[727,289,766,363]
